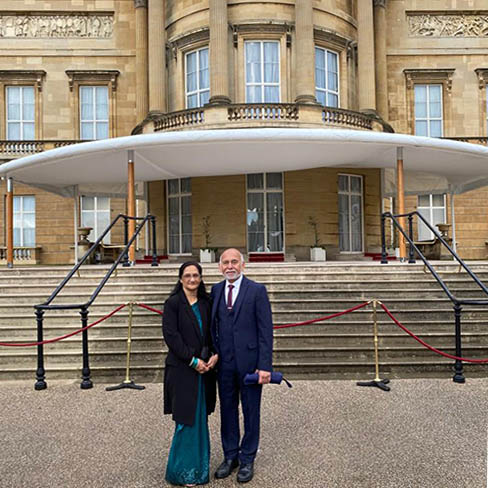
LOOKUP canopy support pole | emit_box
[6,177,13,268]
[396,147,406,260]
[128,150,136,265]
[73,185,79,265]
[450,192,457,255]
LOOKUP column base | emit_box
[208,95,231,105]
[295,94,318,105]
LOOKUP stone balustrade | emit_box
[0,246,42,264]
[0,140,81,159]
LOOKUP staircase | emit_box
[1,262,488,383]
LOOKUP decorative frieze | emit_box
[408,12,488,38]
[0,13,113,39]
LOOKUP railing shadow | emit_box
[382,210,488,383]
[33,213,158,390]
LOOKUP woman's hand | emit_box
[195,359,209,374]
[206,354,219,370]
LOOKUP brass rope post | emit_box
[357,299,391,391]
[106,302,145,391]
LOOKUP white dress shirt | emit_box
[225,274,243,308]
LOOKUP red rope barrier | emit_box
[0,304,127,347]
[380,302,488,364]
[135,302,163,315]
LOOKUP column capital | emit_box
[373,0,386,8]
[134,0,148,8]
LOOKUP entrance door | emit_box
[246,173,284,253]
[338,174,363,253]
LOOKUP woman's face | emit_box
[180,265,201,293]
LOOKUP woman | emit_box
[163,261,218,486]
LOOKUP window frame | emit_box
[185,46,210,109]
[338,173,364,254]
[417,194,446,241]
[80,196,112,244]
[166,178,192,256]
[79,85,110,141]
[13,195,36,247]
[314,46,340,108]
[413,84,443,137]
[246,172,285,254]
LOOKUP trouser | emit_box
[217,360,262,465]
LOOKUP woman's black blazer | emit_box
[162,290,216,426]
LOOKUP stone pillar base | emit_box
[208,95,231,105]
[295,94,318,105]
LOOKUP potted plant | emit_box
[308,216,326,261]
[200,216,217,263]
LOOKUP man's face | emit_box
[219,249,244,282]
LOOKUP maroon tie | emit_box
[227,284,234,310]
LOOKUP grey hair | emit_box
[219,249,245,264]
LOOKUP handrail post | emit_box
[408,214,416,264]
[122,215,130,267]
[453,303,465,383]
[34,308,47,390]
[380,213,388,264]
[80,306,93,389]
[151,215,158,266]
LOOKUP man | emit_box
[211,248,273,483]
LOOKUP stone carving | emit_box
[408,12,488,37]
[0,13,113,38]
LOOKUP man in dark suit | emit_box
[211,248,273,484]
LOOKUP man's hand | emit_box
[206,354,219,369]
[256,370,271,384]
[195,359,209,374]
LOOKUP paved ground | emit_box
[1,377,487,488]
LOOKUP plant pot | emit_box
[310,247,326,261]
[200,249,215,263]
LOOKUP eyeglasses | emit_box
[182,273,201,280]
[221,259,240,266]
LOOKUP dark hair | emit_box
[170,261,208,299]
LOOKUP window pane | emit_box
[264,86,279,103]
[200,90,210,106]
[351,194,363,252]
[316,90,326,106]
[168,179,179,195]
[338,194,350,251]
[246,86,262,103]
[415,120,427,136]
[417,207,431,241]
[351,176,361,193]
[315,48,325,69]
[96,122,108,140]
[247,192,265,252]
[246,42,262,83]
[82,196,95,211]
[13,228,21,247]
[327,93,339,108]
[187,71,197,93]
[7,99,20,120]
[23,196,35,212]
[266,192,283,252]
[23,228,35,247]
[95,86,108,119]
[13,197,20,212]
[429,120,442,137]
[328,71,338,92]
[418,195,430,207]
[432,194,444,207]
[432,208,445,226]
[23,123,35,139]
[247,173,264,190]
[266,172,282,189]
[263,42,279,83]
[415,101,427,118]
[414,85,427,102]
[338,174,348,192]
[7,123,20,140]
[181,178,191,193]
[187,93,198,108]
[327,51,338,73]
[81,122,93,140]
[429,85,441,102]
[315,67,326,90]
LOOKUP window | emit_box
[315,47,339,107]
[245,41,280,103]
[81,196,111,244]
[417,194,446,241]
[167,178,192,254]
[80,86,109,140]
[247,173,284,253]
[6,86,35,140]
[338,174,363,252]
[13,196,35,247]
[185,48,209,108]
[414,84,443,137]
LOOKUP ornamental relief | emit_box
[0,13,113,39]
[408,13,488,37]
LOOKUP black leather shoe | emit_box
[237,462,254,483]
[215,458,239,479]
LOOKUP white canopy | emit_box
[1,128,488,196]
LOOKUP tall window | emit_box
[414,84,442,137]
[417,194,446,241]
[315,47,339,107]
[80,86,109,140]
[6,86,35,140]
[338,174,363,253]
[13,196,35,247]
[186,47,210,108]
[247,173,284,253]
[245,41,280,103]
[167,178,192,254]
[81,196,111,244]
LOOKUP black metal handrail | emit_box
[33,213,158,391]
[382,210,488,383]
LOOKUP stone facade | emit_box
[1,0,488,263]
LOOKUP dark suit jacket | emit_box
[210,275,273,376]
[162,290,216,426]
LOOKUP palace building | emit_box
[1,0,488,265]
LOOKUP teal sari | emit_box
[165,302,210,486]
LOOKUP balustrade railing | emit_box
[0,246,42,264]
[227,103,299,121]
[0,140,81,157]
[322,107,373,129]
[153,108,205,131]
[442,136,488,145]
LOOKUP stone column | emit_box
[148,0,166,113]
[209,0,231,104]
[357,0,376,110]
[374,0,388,118]
[135,0,149,121]
[295,0,316,104]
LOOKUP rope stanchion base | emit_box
[357,378,391,392]
[106,380,145,391]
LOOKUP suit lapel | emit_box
[211,281,225,322]
[232,275,249,322]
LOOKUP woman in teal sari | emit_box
[163,261,218,486]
